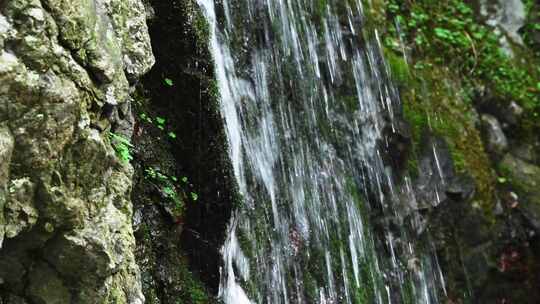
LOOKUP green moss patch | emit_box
[375,0,540,139]
[391,56,496,209]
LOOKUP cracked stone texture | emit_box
[0,0,154,302]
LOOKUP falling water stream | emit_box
[196,0,445,303]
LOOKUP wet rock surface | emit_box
[407,133,540,303]
[129,0,236,302]
[413,134,457,209]
[500,154,540,231]
[474,89,524,129]
[0,0,153,302]
[370,0,540,301]
[480,114,508,156]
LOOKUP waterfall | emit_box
[196,0,445,303]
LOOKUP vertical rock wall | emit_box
[0,0,154,302]
[374,0,540,301]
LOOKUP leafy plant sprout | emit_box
[139,113,176,139]
[164,78,174,86]
[144,166,200,209]
[109,132,133,163]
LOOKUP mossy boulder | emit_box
[26,263,71,304]
[4,178,38,239]
[0,0,154,302]
[0,125,14,246]
[500,153,540,230]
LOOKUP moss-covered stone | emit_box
[0,0,154,302]
[500,154,540,227]
[394,61,496,210]
[4,178,38,239]
[0,125,14,246]
[365,0,540,302]
[26,263,71,304]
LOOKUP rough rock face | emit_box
[500,154,540,230]
[480,114,508,156]
[478,0,527,54]
[0,0,154,302]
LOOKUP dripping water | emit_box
[196,0,446,303]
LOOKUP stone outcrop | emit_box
[477,0,527,55]
[480,114,508,156]
[500,154,540,231]
[0,0,154,302]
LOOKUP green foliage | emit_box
[139,112,178,138]
[384,0,540,123]
[109,132,133,163]
[144,167,185,215]
[140,113,153,123]
[156,116,166,130]
[156,116,166,125]
[194,9,211,47]
[377,0,540,209]
[144,167,200,215]
[167,254,210,304]
[383,49,410,85]
[497,176,508,184]
[164,78,174,86]
[522,0,540,55]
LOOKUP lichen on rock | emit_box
[0,125,15,247]
[0,0,154,302]
[4,178,38,239]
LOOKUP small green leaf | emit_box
[109,132,133,147]
[190,192,198,201]
[434,27,452,41]
[168,132,177,139]
[171,176,178,182]
[157,172,168,180]
[145,167,157,179]
[163,186,175,197]
[497,177,507,184]
[108,132,134,163]
[156,117,166,125]
[181,177,188,183]
[164,78,173,86]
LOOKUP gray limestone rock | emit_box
[0,125,14,247]
[480,114,508,156]
[478,0,526,55]
[4,178,38,239]
[500,154,540,231]
[0,0,154,302]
